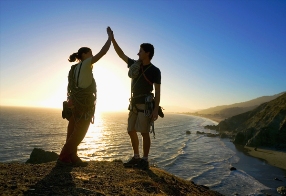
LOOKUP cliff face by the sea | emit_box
[0,148,223,196]
[0,161,223,196]
[216,93,286,148]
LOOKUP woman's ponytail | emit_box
[68,52,79,62]
[68,47,91,62]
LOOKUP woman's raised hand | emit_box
[107,26,113,39]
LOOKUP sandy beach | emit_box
[243,146,286,171]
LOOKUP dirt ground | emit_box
[0,160,223,196]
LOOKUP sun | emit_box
[93,62,130,112]
[40,59,131,113]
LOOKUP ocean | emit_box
[0,106,285,195]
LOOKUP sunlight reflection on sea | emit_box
[0,107,284,195]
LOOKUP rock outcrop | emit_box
[26,148,59,164]
[277,186,286,195]
[1,160,223,196]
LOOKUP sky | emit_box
[0,0,285,112]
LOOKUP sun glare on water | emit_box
[77,111,105,160]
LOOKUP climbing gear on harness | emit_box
[128,60,142,78]
[150,121,155,139]
[144,93,158,139]
[62,62,97,123]
[144,93,154,117]
[128,64,153,111]
[158,105,164,118]
[62,101,72,120]
[128,63,164,138]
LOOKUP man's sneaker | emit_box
[123,157,141,168]
[136,159,149,170]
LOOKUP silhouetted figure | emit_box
[111,27,161,170]
[58,27,113,167]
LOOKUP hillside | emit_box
[195,92,284,119]
[0,161,222,196]
[216,92,286,148]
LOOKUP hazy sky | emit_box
[1,0,285,112]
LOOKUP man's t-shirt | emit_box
[74,57,93,88]
[128,58,161,104]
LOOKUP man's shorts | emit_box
[127,104,151,133]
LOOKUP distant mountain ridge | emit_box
[164,105,195,113]
[216,92,286,148]
[195,92,285,119]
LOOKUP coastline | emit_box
[189,114,286,172]
[177,113,286,194]
[222,139,286,195]
[181,113,224,123]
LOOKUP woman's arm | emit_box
[91,27,113,64]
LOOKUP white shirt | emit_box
[74,57,93,88]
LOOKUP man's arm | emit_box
[111,36,129,63]
[152,83,161,120]
[91,27,112,64]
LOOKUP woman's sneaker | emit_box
[123,157,141,168]
[72,159,88,167]
[136,159,149,170]
[56,159,73,167]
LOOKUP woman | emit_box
[58,27,113,167]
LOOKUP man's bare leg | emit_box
[141,132,151,158]
[128,130,139,155]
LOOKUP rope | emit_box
[67,64,96,120]
[131,64,153,92]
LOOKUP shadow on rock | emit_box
[145,169,187,195]
[24,165,102,196]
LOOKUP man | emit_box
[111,29,161,170]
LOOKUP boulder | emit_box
[277,186,286,195]
[204,125,217,130]
[206,133,219,137]
[186,131,191,134]
[274,177,283,181]
[219,132,228,138]
[26,148,59,164]
[230,167,236,171]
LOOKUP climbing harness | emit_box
[128,63,157,138]
[64,62,97,123]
